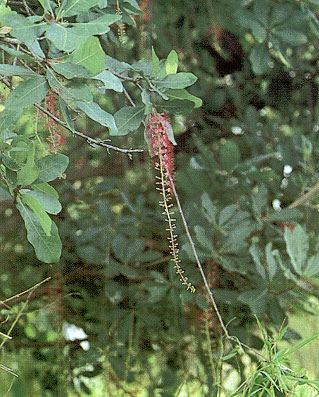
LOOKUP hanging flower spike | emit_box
[146,112,175,194]
[146,111,195,292]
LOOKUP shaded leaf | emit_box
[5,77,49,109]
[284,224,308,275]
[20,192,52,236]
[153,72,197,89]
[67,36,105,75]
[0,64,37,78]
[76,101,118,134]
[17,198,61,263]
[36,154,69,183]
[114,106,145,136]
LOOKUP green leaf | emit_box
[45,23,85,52]
[0,64,37,78]
[21,188,61,215]
[57,0,100,17]
[157,99,194,115]
[91,70,123,92]
[265,208,303,223]
[249,44,271,75]
[238,289,268,315]
[33,182,59,199]
[59,97,75,133]
[165,50,178,75]
[17,198,62,263]
[251,21,267,43]
[251,184,267,219]
[38,0,54,15]
[273,29,307,46]
[153,72,197,89]
[141,89,152,114]
[50,62,90,79]
[67,36,106,75]
[0,108,23,130]
[5,77,49,109]
[76,101,118,134]
[194,225,212,252]
[20,192,52,236]
[114,106,145,136]
[0,45,34,62]
[201,193,217,225]
[2,13,45,43]
[253,0,270,27]
[284,224,308,275]
[46,15,120,52]
[219,140,240,171]
[249,243,266,279]
[304,254,319,278]
[265,242,277,281]
[166,89,202,108]
[61,81,93,102]
[151,47,160,77]
[72,13,121,35]
[36,154,69,183]
[219,204,238,226]
[17,164,39,186]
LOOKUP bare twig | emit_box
[169,175,229,337]
[169,175,267,360]
[0,76,144,154]
[289,181,319,208]
[1,277,51,306]
[0,278,52,351]
[34,103,144,154]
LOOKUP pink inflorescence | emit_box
[42,90,65,153]
[146,112,175,192]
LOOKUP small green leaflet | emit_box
[2,13,45,44]
[36,154,69,183]
[165,50,178,75]
[76,101,118,135]
[17,164,39,186]
[151,47,160,77]
[46,15,120,52]
[166,89,202,108]
[21,192,52,236]
[38,0,54,15]
[17,198,62,263]
[5,76,49,109]
[90,70,123,92]
[50,62,90,79]
[284,224,308,275]
[114,106,145,136]
[0,64,37,78]
[153,72,197,89]
[67,36,106,75]
[57,0,100,18]
[21,187,62,215]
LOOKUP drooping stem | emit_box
[168,175,228,336]
[156,151,195,292]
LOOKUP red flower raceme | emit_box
[146,112,175,193]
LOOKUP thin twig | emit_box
[123,86,136,107]
[0,76,144,154]
[289,181,319,208]
[34,103,144,154]
[0,278,51,351]
[168,175,229,336]
[169,175,267,360]
[1,277,51,305]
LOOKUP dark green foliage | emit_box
[2,0,319,395]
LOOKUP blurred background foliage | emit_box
[3,0,319,395]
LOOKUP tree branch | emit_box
[34,103,144,154]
